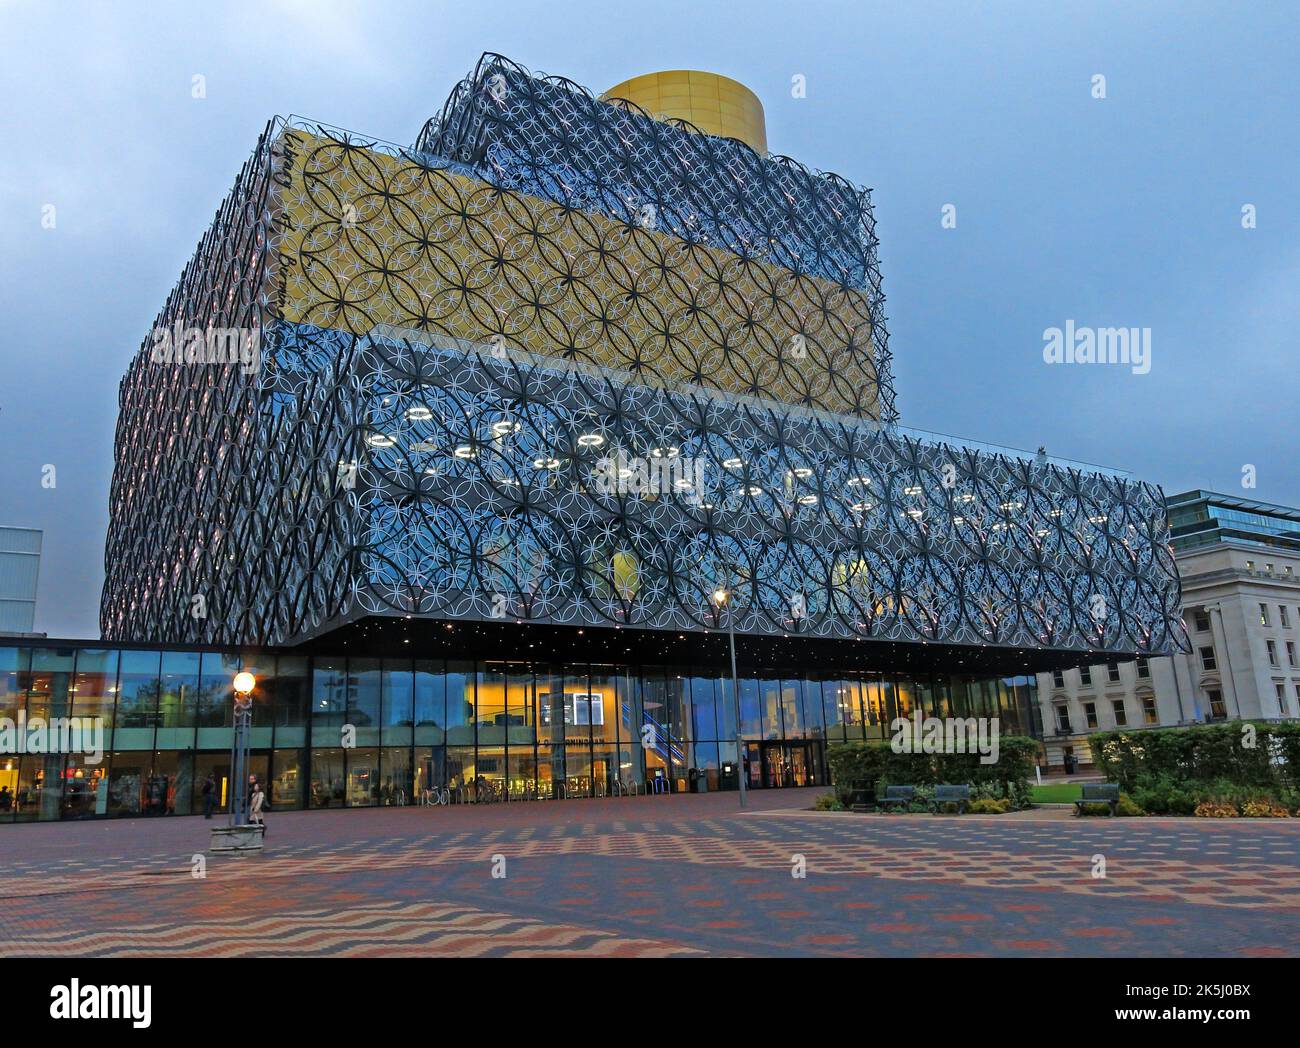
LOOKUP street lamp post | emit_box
[230,671,256,827]
[712,587,746,809]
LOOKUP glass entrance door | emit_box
[761,743,784,787]
[787,744,809,787]
[756,742,822,787]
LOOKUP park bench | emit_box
[880,785,914,812]
[1074,782,1120,816]
[930,784,971,814]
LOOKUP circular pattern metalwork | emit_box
[100,58,1186,661]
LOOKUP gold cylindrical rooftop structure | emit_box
[602,70,767,154]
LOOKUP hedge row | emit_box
[1090,721,1300,793]
[825,736,1039,801]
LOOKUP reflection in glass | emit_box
[347,747,379,806]
[271,748,304,809]
[116,650,161,750]
[381,660,414,746]
[414,660,446,744]
[445,662,474,745]
[379,745,412,804]
[158,650,199,749]
[310,748,344,808]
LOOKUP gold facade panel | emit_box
[603,69,768,154]
[274,131,880,417]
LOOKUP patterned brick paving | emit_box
[2,793,1299,956]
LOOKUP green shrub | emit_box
[825,735,1039,808]
[1116,793,1146,817]
[1241,799,1290,817]
[1007,780,1034,809]
[813,792,843,812]
[969,797,1011,814]
[1130,775,1217,815]
[1091,721,1300,793]
[1088,721,1300,815]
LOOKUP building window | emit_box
[1055,705,1072,733]
[1267,640,1278,666]
[1052,670,1064,689]
[1193,609,1210,633]
[1207,689,1226,719]
[1142,695,1158,724]
[1276,683,1287,711]
[1136,657,1150,679]
[1079,665,1092,686]
[1200,646,1217,671]
[1111,699,1127,726]
[1281,605,1292,629]
[1107,662,1121,683]
[1084,702,1098,729]
[1260,603,1270,627]
[1246,560,1255,571]
[1288,642,1296,667]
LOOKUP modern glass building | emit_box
[0,526,41,634]
[0,639,1039,821]
[20,54,1186,823]
[1167,490,1300,555]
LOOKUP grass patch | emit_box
[1030,782,1083,804]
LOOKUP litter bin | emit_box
[848,779,876,811]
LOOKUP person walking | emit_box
[249,780,266,835]
[201,772,216,819]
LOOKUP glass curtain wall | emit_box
[0,643,1038,821]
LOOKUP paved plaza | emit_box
[2,792,1299,957]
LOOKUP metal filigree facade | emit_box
[101,54,1186,661]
